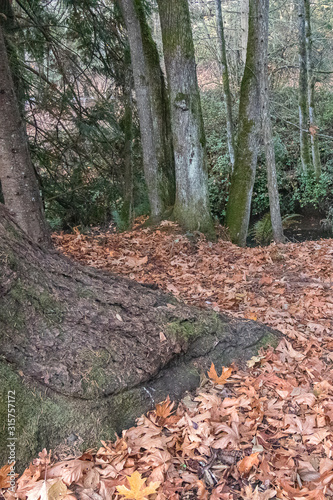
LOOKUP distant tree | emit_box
[297,0,312,174]
[259,0,284,243]
[304,0,321,179]
[215,0,235,171]
[240,0,249,65]
[226,0,261,246]
[0,20,49,245]
[157,0,214,236]
[118,0,175,220]
[119,49,134,230]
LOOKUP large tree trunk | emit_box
[304,0,321,179]
[259,0,285,244]
[297,0,312,174]
[157,0,214,237]
[215,0,235,171]
[0,203,281,469]
[226,0,261,247]
[117,0,174,219]
[0,23,50,246]
[138,1,175,209]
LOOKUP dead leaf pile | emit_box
[1,224,333,498]
[52,222,333,342]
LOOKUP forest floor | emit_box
[2,222,333,499]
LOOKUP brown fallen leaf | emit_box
[237,453,260,475]
[207,363,233,385]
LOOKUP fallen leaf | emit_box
[116,471,160,499]
[237,453,260,475]
[207,363,233,385]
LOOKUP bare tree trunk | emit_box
[259,0,285,243]
[215,0,235,171]
[0,23,50,245]
[117,0,174,219]
[120,54,134,230]
[226,0,261,247]
[304,0,321,179]
[0,203,280,469]
[157,0,214,237]
[240,0,249,65]
[297,0,312,174]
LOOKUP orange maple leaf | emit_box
[155,396,175,419]
[116,471,160,500]
[207,363,233,385]
[0,463,16,489]
[238,453,260,475]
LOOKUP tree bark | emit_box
[259,0,285,244]
[157,0,214,237]
[297,0,312,174]
[304,0,321,179]
[117,0,174,219]
[0,202,281,469]
[215,0,235,171]
[0,23,50,245]
[120,54,134,230]
[240,0,249,65]
[226,0,261,247]
[138,0,175,209]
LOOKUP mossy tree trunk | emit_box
[138,0,175,209]
[226,0,261,247]
[117,0,174,219]
[215,0,235,171]
[259,0,284,244]
[304,0,321,179]
[157,0,214,237]
[0,203,281,469]
[0,21,50,246]
[297,0,312,174]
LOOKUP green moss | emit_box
[158,0,195,59]
[5,222,22,241]
[9,281,63,324]
[77,287,95,300]
[79,349,115,398]
[172,203,216,240]
[167,312,221,343]
[1,250,19,271]
[0,361,96,471]
[257,331,280,350]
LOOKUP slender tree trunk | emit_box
[215,0,235,171]
[117,0,174,219]
[260,0,284,243]
[304,0,321,179]
[0,203,280,469]
[240,0,249,65]
[297,0,312,174]
[120,56,134,230]
[157,0,214,236]
[226,0,261,247]
[0,23,50,245]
